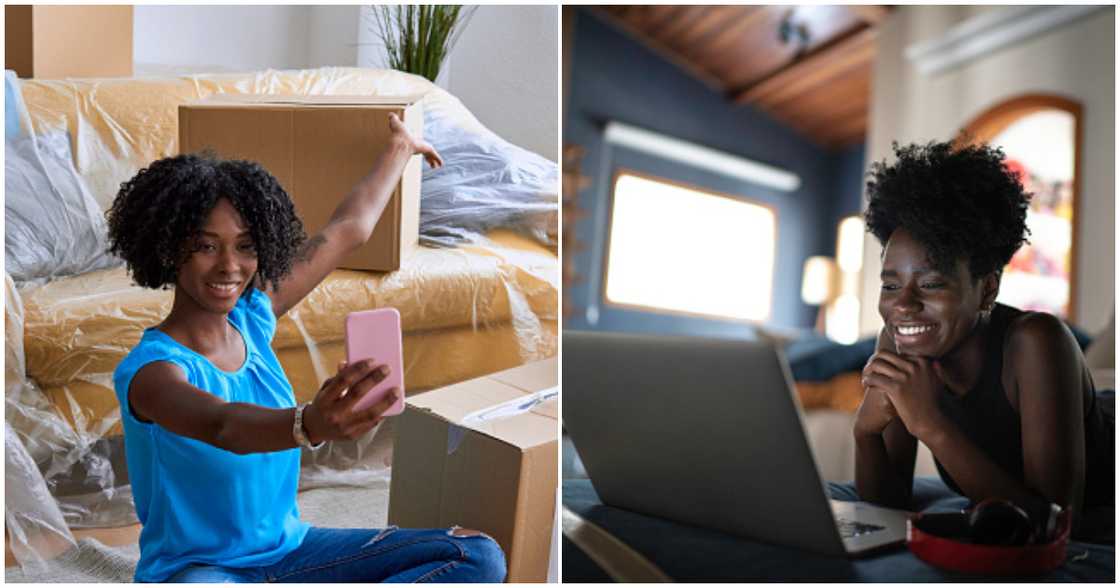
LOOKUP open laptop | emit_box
[563,330,911,557]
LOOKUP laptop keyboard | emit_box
[835,517,886,539]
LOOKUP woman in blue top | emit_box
[107,114,506,582]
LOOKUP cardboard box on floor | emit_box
[389,357,558,582]
[179,95,424,272]
[5,5,133,79]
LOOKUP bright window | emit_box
[990,110,1075,317]
[604,172,776,321]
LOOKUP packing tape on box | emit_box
[446,386,559,454]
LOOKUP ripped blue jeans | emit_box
[164,526,507,583]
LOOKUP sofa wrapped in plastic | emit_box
[5,67,557,548]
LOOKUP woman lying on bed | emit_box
[854,141,1114,542]
[106,114,506,583]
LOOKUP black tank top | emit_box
[934,304,1115,510]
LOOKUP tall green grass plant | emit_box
[372,5,477,82]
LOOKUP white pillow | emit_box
[5,131,121,283]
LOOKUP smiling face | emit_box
[878,229,998,358]
[175,198,258,315]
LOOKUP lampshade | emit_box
[801,256,837,305]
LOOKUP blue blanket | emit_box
[563,478,1114,581]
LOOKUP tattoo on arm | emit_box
[297,234,327,263]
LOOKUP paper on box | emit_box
[178,95,425,271]
[389,357,558,582]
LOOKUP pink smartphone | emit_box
[344,308,405,416]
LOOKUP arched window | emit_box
[960,95,1081,319]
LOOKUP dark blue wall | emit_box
[830,142,868,255]
[565,9,865,337]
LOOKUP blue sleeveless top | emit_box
[113,288,309,582]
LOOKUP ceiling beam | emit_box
[733,26,877,105]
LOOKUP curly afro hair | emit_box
[107,153,306,294]
[864,140,1030,279]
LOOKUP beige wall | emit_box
[859,6,1115,334]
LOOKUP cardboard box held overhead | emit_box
[389,357,558,583]
[5,5,134,79]
[179,95,425,272]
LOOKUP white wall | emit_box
[445,6,558,162]
[859,6,1115,334]
[307,6,361,69]
[133,5,557,162]
[133,6,313,74]
[358,6,558,161]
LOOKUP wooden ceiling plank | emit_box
[849,5,891,26]
[761,67,871,120]
[633,5,667,29]
[643,5,690,38]
[752,48,872,111]
[588,7,726,93]
[707,12,828,89]
[675,6,745,48]
[734,27,877,105]
[815,111,869,146]
[736,27,875,105]
[698,6,772,56]
[773,85,868,127]
[758,73,870,147]
[655,6,711,42]
[798,97,871,135]
[720,6,863,87]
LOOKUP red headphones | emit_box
[908,498,1070,575]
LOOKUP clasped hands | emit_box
[856,350,949,442]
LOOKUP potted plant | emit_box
[370,5,477,82]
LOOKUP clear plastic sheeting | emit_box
[8,68,558,557]
[5,422,78,573]
[6,273,77,573]
[420,96,559,249]
[19,67,558,245]
[6,271,139,540]
[6,129,122,284]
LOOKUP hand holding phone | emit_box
[344,308,405,416]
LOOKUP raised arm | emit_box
[854,327,919,508]
[264,113,443,318]
[128,359,399,454]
